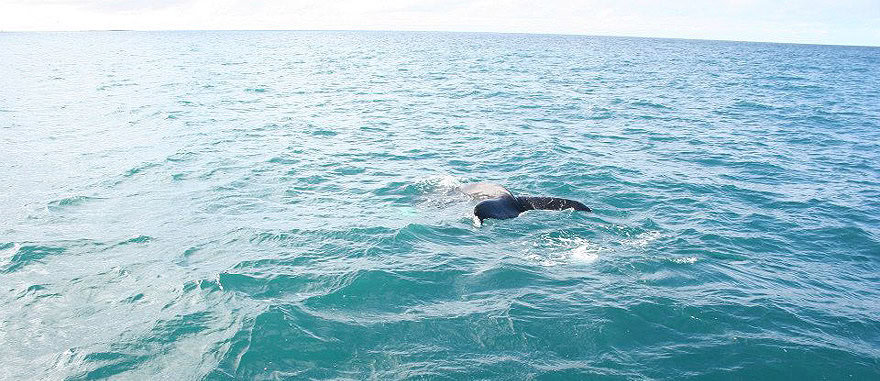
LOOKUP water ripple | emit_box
[1,31,878,379]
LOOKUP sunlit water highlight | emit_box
[1,31,879,379]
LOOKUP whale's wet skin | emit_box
[461,182,591,224]
[1,31,879,379]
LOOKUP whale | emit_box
[460,182,591,224]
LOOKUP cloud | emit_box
[0,0,877,46]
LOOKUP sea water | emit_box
[1,31,878,379]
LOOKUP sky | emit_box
[1,0,878,46]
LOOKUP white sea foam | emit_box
[622,230,660,247]
[568,241,600,263]
[527,235,601,266]
[417,174,463,193]
[472,215,482,227]
[415,175,482,221]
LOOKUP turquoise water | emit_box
[1,31,879,379]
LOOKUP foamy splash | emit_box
[415,174,464,193]
[568,240,601,263]
[526,235,601,266]
[622,230,661,248]
[414,175,473,211]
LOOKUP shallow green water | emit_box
[1,31,878,379]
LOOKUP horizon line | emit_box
[1,28,878,49]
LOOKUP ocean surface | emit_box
[1,31,879,380]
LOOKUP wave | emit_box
[47,195,102,210]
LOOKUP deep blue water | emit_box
[1,31,879,380]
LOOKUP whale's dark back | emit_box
[473,196,523,222]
